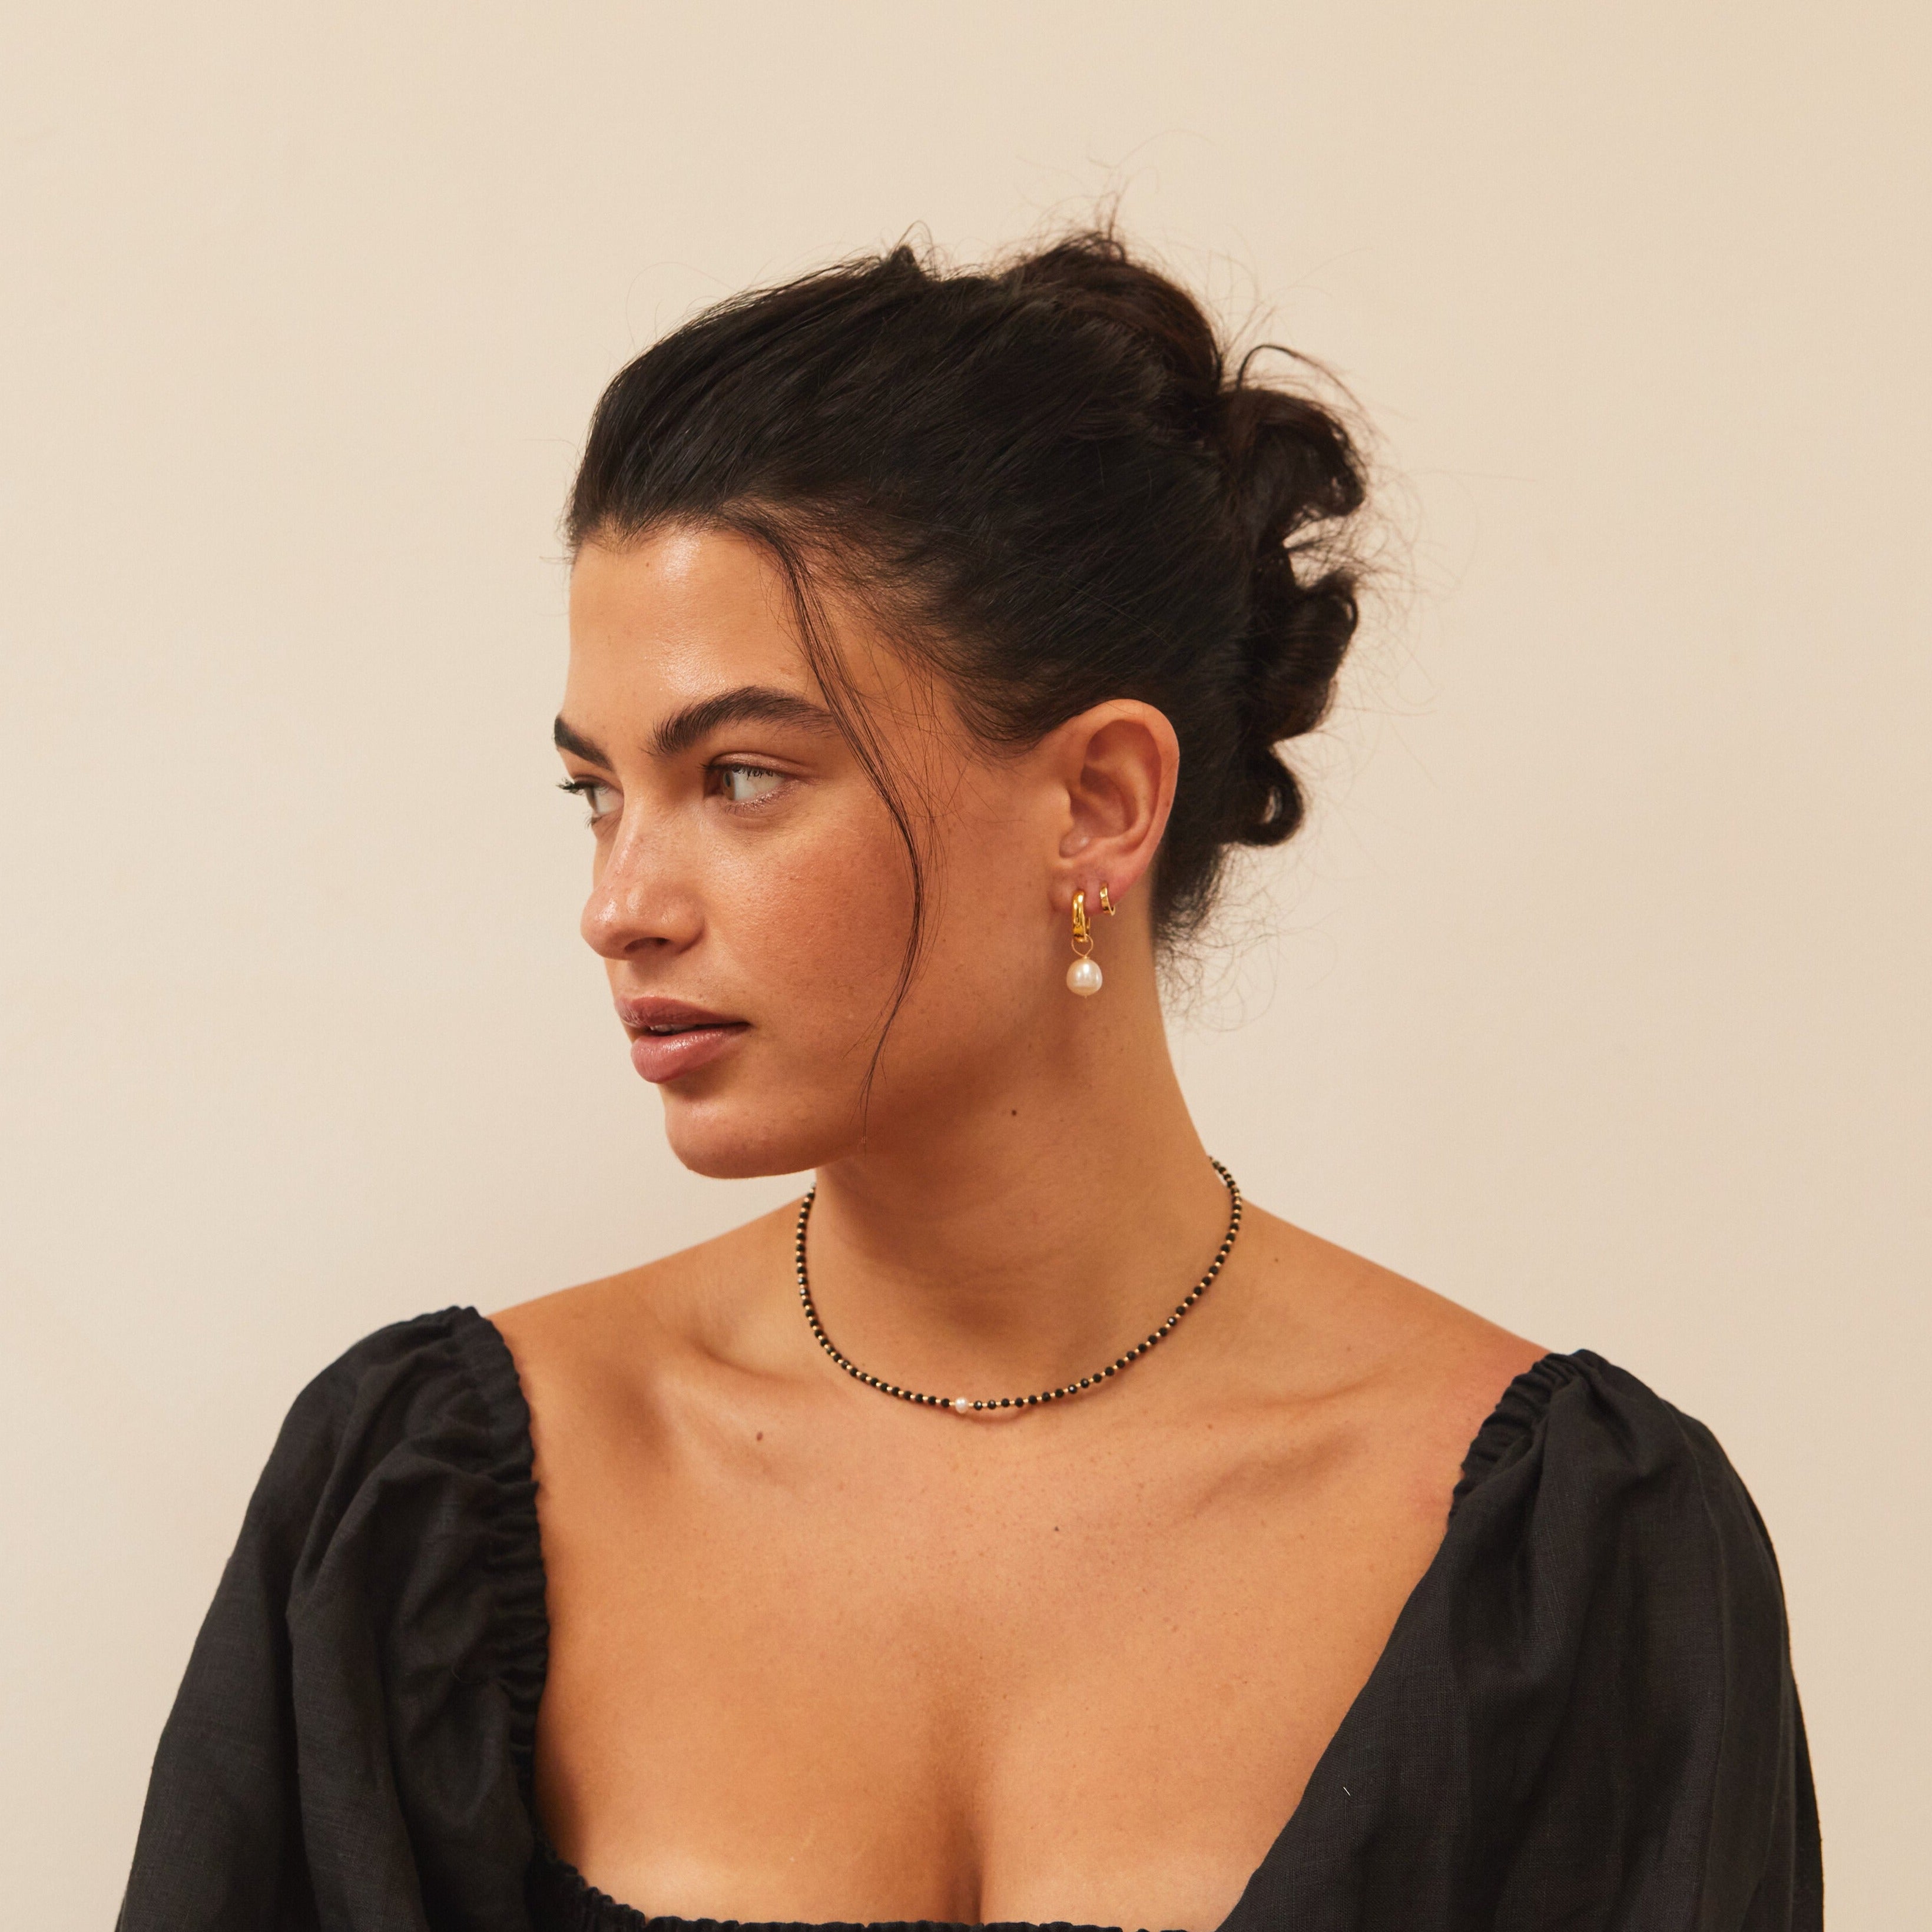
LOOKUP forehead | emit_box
[568,525,810,702]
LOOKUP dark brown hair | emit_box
[568,229,1367,955]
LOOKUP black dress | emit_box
[118,1308,1821,1932]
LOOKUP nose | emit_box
[581,820,704,962]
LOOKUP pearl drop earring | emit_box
[1066,887,1108,996]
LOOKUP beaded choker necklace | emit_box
[793,1159,1243,1414]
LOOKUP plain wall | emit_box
[4,3,1926,1923]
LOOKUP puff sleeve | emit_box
[118,1308,548,1932]
[1230,1352,1822,1931]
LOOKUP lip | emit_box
[616,996,750,1085]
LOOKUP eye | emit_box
[712,763,786,806]
[558,777,617,824]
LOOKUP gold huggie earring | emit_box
[1097,884,1115,917]
[1067,889,1103,997]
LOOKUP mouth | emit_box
[616,998,750,1084]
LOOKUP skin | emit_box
[495,525,1545,1932]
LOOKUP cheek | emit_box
[879,807,1058,1061]
[723,811,917,1036]
[724,794,1047,1060]
[932,873,1050,1007]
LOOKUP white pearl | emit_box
[952,1397,974,1413]
[1066,956,1103,996]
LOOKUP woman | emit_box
[121,232,1820,1932]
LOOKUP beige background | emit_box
[4,2,1927,1923]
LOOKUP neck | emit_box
[802,947,1235,1402]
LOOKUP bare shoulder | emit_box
[1228,1202,1549,1487]
[490,1202,800,1413]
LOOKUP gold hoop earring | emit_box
[1067,889,1103,996]
[1097,883,1116,917]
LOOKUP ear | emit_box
[1042,700,1179,913]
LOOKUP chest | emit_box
[531,1399,1454,1931]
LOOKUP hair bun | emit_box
[1211,376,1366,847]
[1004,243,1367,849]
[1003,233,1225,436]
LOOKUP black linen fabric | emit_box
[120,1310,1821,1932]
[120,1311,546,1932]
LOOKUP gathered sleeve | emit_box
[118,1308,549,1932]
[1448,1353,1821,1928]
[1235,1351,1822,1932]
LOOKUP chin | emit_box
[657,1089,859,1181]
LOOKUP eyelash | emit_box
[558,777,615,824]
[556,764,788,824]
[708,762,787,808]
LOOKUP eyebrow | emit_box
[552,686,838,768]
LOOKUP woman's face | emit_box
[559,524,1083,1179]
